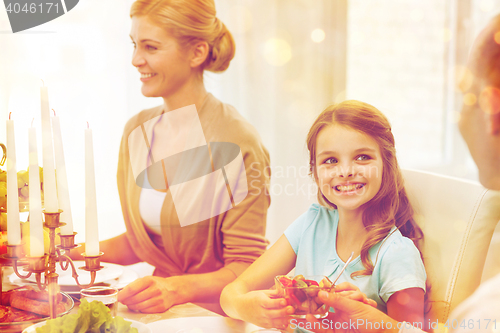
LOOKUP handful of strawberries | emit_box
[275,274,333,318]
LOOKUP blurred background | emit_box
[0,0,498,245]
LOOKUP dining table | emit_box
[1,262,271,333]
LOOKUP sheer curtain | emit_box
[0,0,498,245]
[346,0,500,179]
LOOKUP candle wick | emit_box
[87,121,89,129]
[31,118,34,127]
[9,112,11,120]
[52,109,56,116]
[41,79,45,86]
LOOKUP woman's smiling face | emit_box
[315,124,383,213]
[130,16,193,98]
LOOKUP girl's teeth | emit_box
[335,184,364,192]
[141,73,156,78]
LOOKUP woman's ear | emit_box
[490,113,500,135]
[189,41,209,68]
[479,86,500,135]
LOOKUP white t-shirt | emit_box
[138,171,167,235]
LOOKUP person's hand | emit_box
[334,282,378,308]
[236,289,294,330]
[118,276,184,313]
[288,290,400,333]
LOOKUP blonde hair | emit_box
[130,0,235,72]
[307,100,424,278]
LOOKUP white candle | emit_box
[28,126,44,257]
[85,127,99,256]
[40,85,59,212]
[6,117,21,245]
[52,115,73,235]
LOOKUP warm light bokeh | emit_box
[262,38,292,66]
[311,28,325,43]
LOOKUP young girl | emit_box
[220,100,427,330]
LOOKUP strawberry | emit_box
[279,276,293,287]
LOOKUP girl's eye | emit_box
[356,155,371,161]
[146,45,157,50]
[323,157,338,164]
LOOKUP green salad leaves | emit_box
[35,299,138,333]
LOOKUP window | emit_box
[346,0,500,180]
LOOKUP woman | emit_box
[80,0,270,314]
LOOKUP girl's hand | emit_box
[334,282,378,308]
[237,289,294,329]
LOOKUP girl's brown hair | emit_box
[130,0,235,72]
[306,100,424,277]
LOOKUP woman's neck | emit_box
[162,76,208,113]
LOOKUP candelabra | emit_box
[0,209,103,319]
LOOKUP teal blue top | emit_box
[284,203,426,314]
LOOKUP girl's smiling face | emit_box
[130,16,194,98]
[315,124,383,213]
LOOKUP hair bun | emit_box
[130,1,235,73]
[204,18,235,73]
